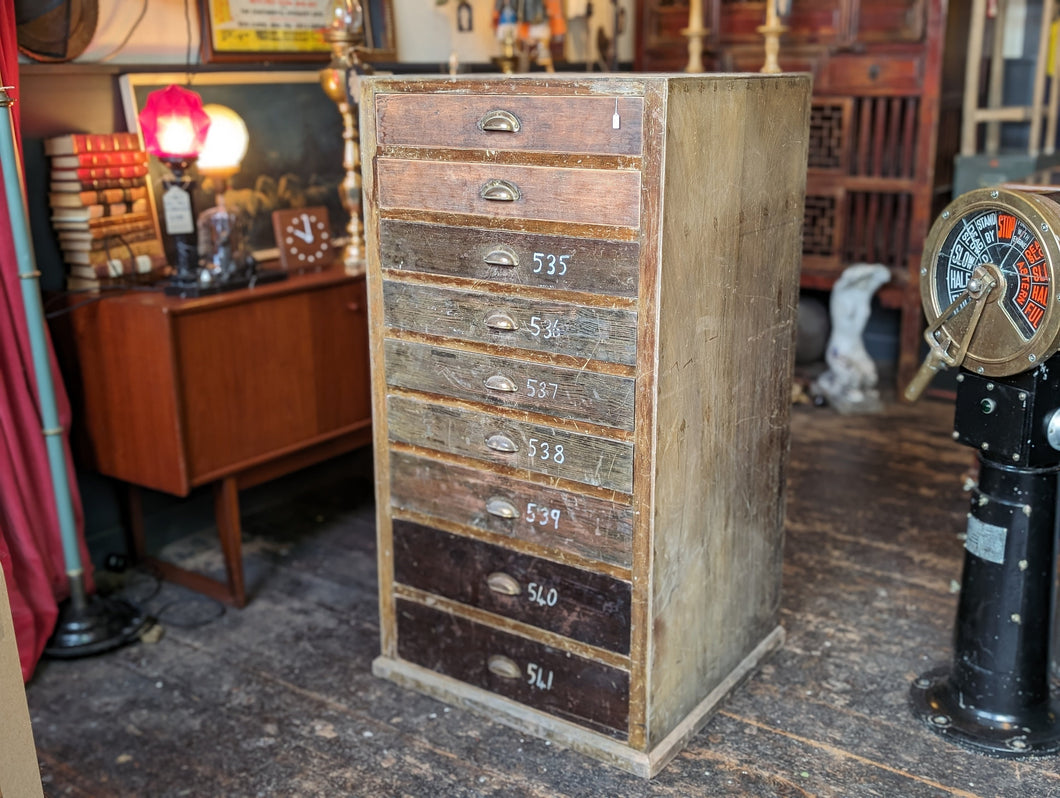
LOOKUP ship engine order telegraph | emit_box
[906,187,1060,756]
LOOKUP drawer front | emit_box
[379,220,640,297]
[396,598,629,737]
[376,159,641,229]
[384,339,635,431]
[816,54,923,95]
[393,520,632,653]
[389,451,633,569]
[387,395,634,493]
[383,280,638,366]
[376,93,644,156]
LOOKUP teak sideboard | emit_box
[52,268,373,606]
[362,73,811,776]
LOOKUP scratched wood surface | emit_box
[24,399,1060,796]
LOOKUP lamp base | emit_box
[43,594,151,659]
[164,267,287,297]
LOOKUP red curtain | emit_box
[0,3,94,680]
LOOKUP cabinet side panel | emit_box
[648,75,811,745]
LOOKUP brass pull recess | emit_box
[486,571,522,596]
[485,433,518,453]
[485,496,519,519]
[484,374,517,392]
[477,109,521,133]
[480,179,520,202]
[487,654,522,680]
[483,246,518,268]
[484,311,518,331]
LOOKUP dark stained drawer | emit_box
[816,54,923,95]
[389,451,633,569]
[375,93,644,156]
[379,220,640,298]
[384,339,635,431]
[393,520,632,654]
[396,598,629,738]
[382,280,638,366]
[376,159,641,228]
[387,394,634,493]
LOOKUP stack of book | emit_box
[45,132,168,291]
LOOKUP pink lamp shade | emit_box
[138,84,211,161]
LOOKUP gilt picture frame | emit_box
[119,71,348,263]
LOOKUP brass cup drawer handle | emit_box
[486,571,522,596]
[485,496,519,519]
[485,433,518,453]
[477,109,521,133]
[480,179,521,202]
[484,374,517,393]
[483,246,518,268]
[484,311,517,331]
[487,654,522,680]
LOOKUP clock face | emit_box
[272,206,333,271]
[921,188,1060,376]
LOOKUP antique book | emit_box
[45,132,141,155]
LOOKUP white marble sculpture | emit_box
[812,262,892,414]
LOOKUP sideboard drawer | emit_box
[383,280,638,366]
[396,598,630,737]
[376,93,644,156]
[384,339,635,430]
[376,159,642,228]
[393,520,632,653]
[389,451,633,568]
[387,394,634,493]
[379,220,640,297]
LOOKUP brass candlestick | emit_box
[758,0,788,74]
[682,0,708,73]
[320,0,369,275]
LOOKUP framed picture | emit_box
[119,71,348,263]
[198,0,397,63]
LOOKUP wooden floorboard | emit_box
[24,398,1060,797]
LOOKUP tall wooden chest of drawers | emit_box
[362,74,811,777]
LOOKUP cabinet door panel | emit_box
[396,598,630,737]
[393,520,632,653]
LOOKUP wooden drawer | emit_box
[383,280,638,366]
[393,520,632,653]
[396,598,630,737]
[384,339,635,430]
[389,451,633,569]
[376,159,641,228]
[387,394,634,493]
[816,54,924,95]
[376,93,644,156]
[379,220,640,298]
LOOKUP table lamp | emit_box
[138,84,211,295]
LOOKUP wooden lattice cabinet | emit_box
[636,0,971,389]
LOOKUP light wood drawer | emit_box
[396,598,629,738]
[393,520,632,653]
[376,93,644,156]
[384,339,635,430]
[387,394,634,493]
[383,281,637,366]
[376,159,641,228]
[389,451,633,569]
[379,220,640,298]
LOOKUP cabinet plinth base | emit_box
[373,625,784,778]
